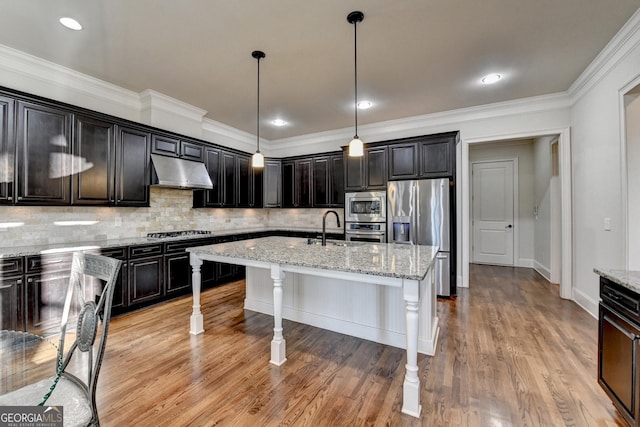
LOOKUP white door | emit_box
[472,160,514,265]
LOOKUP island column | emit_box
[270,264,287,365]
[189,253,204,335]
[401,278,422,417]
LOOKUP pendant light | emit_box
[251,50,265,168]
[347,11,364,157]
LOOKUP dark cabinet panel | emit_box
[0,275,22,331]
[389,143,418,180]
[297,159,312,208]
[165,253,191,295]
[100,247,128,312]
[330,154,344,207]
[0,95,15,204]
[115,125,150,206]
[366,147,387,189]
[263,159,281,207]
[73,115,116,205]
[202,146,221,206]
[237,154,257,208]
[221,152,236,207]
[420,138,452,177]
[129,256,163,305]
[25,271,71,335]
[313,156,330,207]
[282,161,295,208]
[344,154,364,191]
[16,101,73,205]
[151,134,180,157]
[181,141,204,162]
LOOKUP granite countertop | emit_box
[594,268,640,294]
[188,236,439,281]
[0,227,342,258]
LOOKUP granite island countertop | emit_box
[594,268,640,294]
[187,236,439,281]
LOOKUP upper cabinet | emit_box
[263,159,282,208]
[15,101,73,205]
[115,124,151,206]
[419,136,454,178]
[283,152,343,208]
[151,133,203,162]
[388,143,419,180]
[313,153,344,207]
[282,158,312,208]
[0,95,15,204]
[344,146,388,191]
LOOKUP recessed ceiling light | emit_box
[357,100,373,109]
[272,119,287,127]
[481,73,502,84]
[59,17,83,31]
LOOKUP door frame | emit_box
[459,127,572,300]
[470,158,518,266]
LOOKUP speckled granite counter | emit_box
[187,236,438,281]
[186,236,438,418]
[594,268,640,294]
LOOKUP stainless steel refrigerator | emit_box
[387,179,452,296]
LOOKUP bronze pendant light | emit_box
[347,11,364,157]
[251,50,265,168]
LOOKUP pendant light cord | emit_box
[353,19,358,138]
[257,55,261,153]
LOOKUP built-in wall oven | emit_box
[344,191,387,243]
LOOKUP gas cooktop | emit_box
[146,230,213,239]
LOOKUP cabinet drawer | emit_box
[601,277,640,324]
[25,253,72,273]
[100,247,127,260]
[1,257,24,275]
[128,244,163,259]
[164,238,215,254]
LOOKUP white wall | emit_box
[469,140,535,267]
[626,89,640,268]
[533,136,555,280]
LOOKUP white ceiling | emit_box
[0,1,638,140]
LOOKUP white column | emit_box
[270,264,287,365]
[402,279,422,417]
[189,253,204,335]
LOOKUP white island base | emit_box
[244,266,439,356]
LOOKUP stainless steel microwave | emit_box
[345,191,387,223]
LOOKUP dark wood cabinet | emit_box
[201,146,222,206]
[420,137,453,177]
[221,151,236,207]
[115,125,151,206]
[128,244,164,305]
[314,153,344,207]
[16,101,73,205]
[598,277,640,426]
[237,154,262,208]
[152,133,204,162]
[389,143,419,180]
[72,115,116,205]
[344,146,387,191]
[100,247,128,312]
[282,158,312,208]
[0,95,15,204]
[263,159,281,207]
[0,257,23,330]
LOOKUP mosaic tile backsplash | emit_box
[0,187,344,246]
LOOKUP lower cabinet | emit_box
[100,247,128,313]
[129,256,164,306]
[25,270,71,335]
[0,275,22,331]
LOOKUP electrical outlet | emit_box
[604,217,611,231]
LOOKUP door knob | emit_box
[506,224,513,229]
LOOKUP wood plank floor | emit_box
[97,264,626,426]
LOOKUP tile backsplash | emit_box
[0,187,344,246]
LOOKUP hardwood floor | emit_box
[97,265,626,426]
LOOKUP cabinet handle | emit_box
[7,196,12,201]
[606,292,623,301]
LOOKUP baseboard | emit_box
[533,261,551,282]
[572,288,598,319]
[517,258,534,268]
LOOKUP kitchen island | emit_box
[187,236,439,418]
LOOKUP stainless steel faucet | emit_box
[322,210,341,246]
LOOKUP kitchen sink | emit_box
[306,238,348,247]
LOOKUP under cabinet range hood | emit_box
[150,154,213,190]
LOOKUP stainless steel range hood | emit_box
[150,154,213,190]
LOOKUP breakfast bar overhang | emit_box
[187,236,439,418]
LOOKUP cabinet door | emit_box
[313,156,330,207]
[282,160,295,208]
[26,272,71,335]
[599,303,640,426]
[203,147,222,206]
[73,115,115,205]
[420,138,453,177]
[129,256,163,305]
[151,133,180,157]
[221,151,236,207]
[181,140,204,162]
[0,276,22,331]
[366,147,388,190]
[263,159,281,207]
[344,152,364,191]
[296,159,313,207]
[16,101,73,205]
[237,154,252,207]
[115,125,150,206]
[330,154,345,207]
[0,95,15,204]
[389,143,418,180]
[165,253,192,295]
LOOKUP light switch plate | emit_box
[604,217,611,231]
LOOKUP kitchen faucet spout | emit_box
[322,210,341,246]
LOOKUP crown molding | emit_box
[569,8,640,103]
[139,89,207,122]
[0,43,141,114]
[202,117,264,154]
